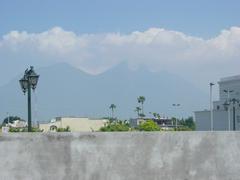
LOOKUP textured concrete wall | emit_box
[0,132,240,180]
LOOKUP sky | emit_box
[1,0,240,37]
[1,0,240,95]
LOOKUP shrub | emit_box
[138,120,160,131]
[57,126,70,132]
[100,120,130,132]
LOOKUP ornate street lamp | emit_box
[19,66,39,132]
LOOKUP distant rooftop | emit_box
[220,75,240,82]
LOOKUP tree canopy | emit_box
[100,120,130,132]
[138,120,160,131]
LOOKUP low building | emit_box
[195,75,240,131]
[130,117,174,129]
[39,117,108,132]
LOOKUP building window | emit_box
[217,105,220,110]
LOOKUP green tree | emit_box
[183,117,196,130]
[138,120,160,131]
[152,112,160,119]
[137,96,146,116]
[100,120,130,132]
[135,106,141,118]
[152,112,157,118]
[109,104,117,120]
[174,116,196,131]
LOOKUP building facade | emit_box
[130,117,175,130]
[39,117,108,132]
[195,75,240,131]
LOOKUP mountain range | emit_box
[0,63,208,123]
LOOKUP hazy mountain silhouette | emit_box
[0,63,207,122]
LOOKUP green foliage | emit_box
[57,126,70,132]
[9,127,43,132]
[137,96,146,104]
[183,117,196,130]
[138,120,160,131]
[100,120,130,132]
[137,96,146,115]
[109,104,117,119]
[109,104,116,110]
[175,126,192,131]
[9,127,21,132]
[135,106,141,117]
[178,117,196,131]
[173,116,196,131]
[152,112,160,119]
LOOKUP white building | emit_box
[39,117,108,132]
[195,75,240,131]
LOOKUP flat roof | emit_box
[220,75,240,82]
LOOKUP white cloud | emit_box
[1,26,240,90]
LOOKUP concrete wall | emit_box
[1,132,240,180]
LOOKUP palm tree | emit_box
[137,96,146,115]
[135,107,141,118]
[152,112,157,119]
[109,104,116,120]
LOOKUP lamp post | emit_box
[231,98,239,131]
[209,82,215,131]
[172,103,180,129]
[223,90,233,131]
[19,66,39,132]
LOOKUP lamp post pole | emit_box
[210,83,214,131]
[27,78,32,132]
[233,105,236,131]
[172,103,180,129]
[231,98,239,131]
[19,66,39,132]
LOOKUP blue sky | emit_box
[0,0,240,38]
[1,0,240,94]
[0,0,240,119]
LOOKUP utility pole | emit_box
[172,104,180,129]
[210,83,214,131]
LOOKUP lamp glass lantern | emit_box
[29,74,39,90]
[19,77,28,94]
